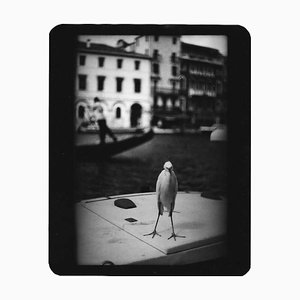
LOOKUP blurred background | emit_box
[73,35,227,201]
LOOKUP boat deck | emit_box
[76,192,227,265]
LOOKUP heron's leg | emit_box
[168,214,185,241]
[144,212,161,238]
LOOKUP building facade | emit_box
[75,41,152,131]
[75,37,227,131]
[128,36,226,128]
[180,42,226,126]
[128,36,184,114]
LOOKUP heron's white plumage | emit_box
[156,161,178,214]
[144,161,183,240]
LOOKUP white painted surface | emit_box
[76,204,164,265]
[76,192,227,265]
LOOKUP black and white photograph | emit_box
[49,25,250,275]
[4,0,300,297]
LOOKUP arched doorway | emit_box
[116,107,121,119]
[130,103,142,127]
[75,100,89,131]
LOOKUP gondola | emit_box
[75,128,154,160]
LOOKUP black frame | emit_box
[49,24,250,275]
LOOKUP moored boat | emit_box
[210,124,227,141]
[75,128,154,160]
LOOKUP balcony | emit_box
[170,56,180,64]
[151,74,161,80]
[169,76,181,82]
[152,54,162,62]
[152,87,182,95]
[189,69,215,77]
[189,89,217,97]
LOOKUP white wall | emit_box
[135,36,181,90]
[152,36,181,89]
[75,52,152,129]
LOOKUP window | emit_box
[153,63,159,74]
[98,57,105,67]
[154,35,159,42]
[172,66,177,76]
[78,106,85,119]
[78,74,87,90]
[171,52,176,62]
[117,59,123,69]
[79,55,86,66]
[135,60,140,70]
[153,49,159,58]
[172,37,177,45]
[97,76,105,91]
[145,36,149,41]
[145,49,149,55]
[134,79,141,93]
[116,77,123,92]
[116,107,121,119]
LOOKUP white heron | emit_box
[144,161,185,241]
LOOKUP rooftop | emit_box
[77,41,151,59]
[181,42,222,57]
[181,42,224,65]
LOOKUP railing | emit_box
[189,89,217,97]
[170,56,180,63]
[152,87,183,95]
[151,74,161,80]
[152,54,162,62]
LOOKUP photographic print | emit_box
[49,25,250,275]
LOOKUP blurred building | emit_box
[75,40,152,131]
[75,36,227,131]
[128,36,227,128]
[180,42,227,126]
[127,35,186,128]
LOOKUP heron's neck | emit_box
[164,169,172,176]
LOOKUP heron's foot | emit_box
[144,230,161,238]
[168,233,186,241]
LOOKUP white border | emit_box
[2,0,300,299]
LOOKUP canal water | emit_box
[74,133,227,201]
